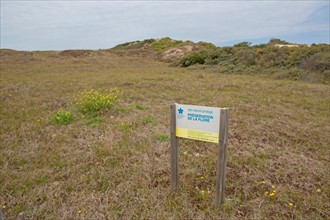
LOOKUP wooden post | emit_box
[17,212,25,220]
[170,103,179,191]
[0,207,4,220]
[215,108,229,205]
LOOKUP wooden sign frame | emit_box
[170,103,229,205]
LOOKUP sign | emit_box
[170,103,229,205]
[175,104,220,143]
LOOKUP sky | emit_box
[1,0,329,51]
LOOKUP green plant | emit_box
[156,134,170,141]
[81,114,104,126]
[112,38,156,50]
[118,121,136,133]
[51,109,76,125]
[151,37,183,51]
[74,88,120,115]
[167,200,182,211]
[179,51,207,67]
[113,105,131,114]
[141,115,157,126]
[135,103,145,110]
[267,38,291,45]
[233,41,251,47]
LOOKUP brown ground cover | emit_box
[0,50,329,219]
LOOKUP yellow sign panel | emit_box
[176,127,219,143]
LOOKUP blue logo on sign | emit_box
[177,107,185,119]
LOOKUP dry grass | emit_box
[0,50,329,219]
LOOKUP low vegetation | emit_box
[51,109,76,125]
[112,37,215,51]
[74,88,120,116]
[0,38,329,219]
[178,39,330,83]
[112,37,329,83]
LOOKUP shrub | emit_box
[236,49,256,66]
[152,37,183,51]
[233,41,251,47]
[267,38,291,45]
[112,39,156,50]
[197,41,216,48]
[51,109,76,125]
[272,68,308,81]
[74,88,120,115]
[300,53,330,72]
[179,52,207,67]
[177,40,329,82]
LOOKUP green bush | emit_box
[300,53,330,72]
[151,37,183,51]
[197,41,216,48]
[272,68,309,81]
[233,41,251,47]
[112,39,156,50]
[177,39,330,82]
[51,109,76,125]
[179,52,207,67]
[235,49,256,66]
[267,38,291,45]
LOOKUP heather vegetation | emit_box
[112,37,216,51]
[178,39,330,82]
[0,37,329,219]
[112,37,329,83]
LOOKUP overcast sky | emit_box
[1,0,329,51]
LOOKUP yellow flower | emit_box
[200,176,205,179]
[264,191,269,196]
[272,190,276,193]
[2,205,6,209]
[269,193,275,197]
[288,202,293,207]
[201,190,205,194]
[271,185,275,189]
[78,210,82,214]
[260,180,266,184]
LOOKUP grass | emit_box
[0,49,329,219]
[156,134,170,142]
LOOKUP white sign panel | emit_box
[175,103,221,143]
